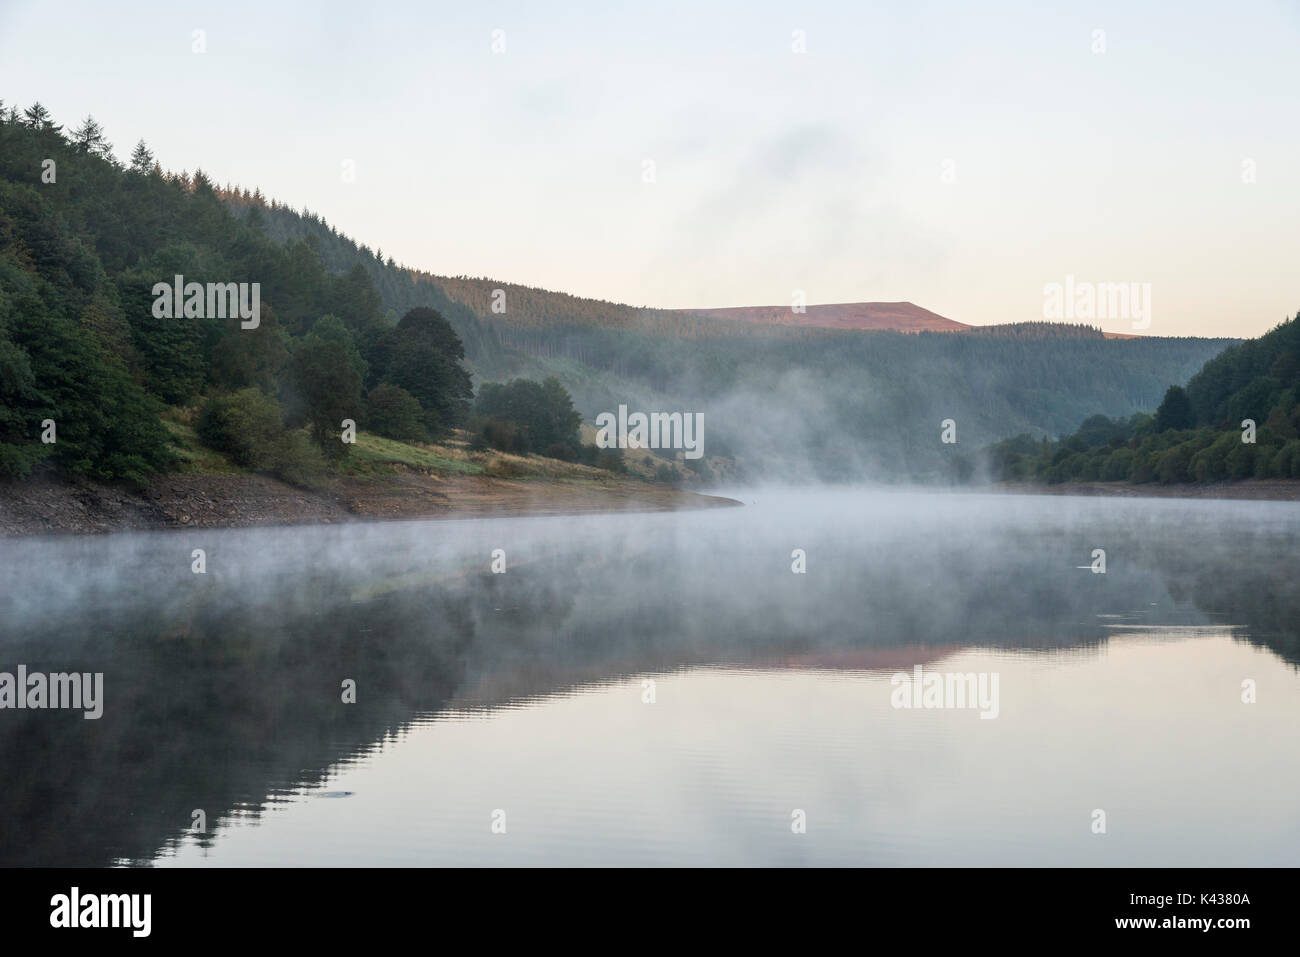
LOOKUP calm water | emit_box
[1,489,1297,866]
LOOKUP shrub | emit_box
[1101,448,1134,482]
[1155,441,1196,484]
[597,449,627,473]
[654,463,681,484]
[196,388,284,468]
[265,430,329,489]
[1129,450,1156,483]
[475,417,528,454]
[1273,440,1300,479]
[482,457,529,478]
[364,383,427,442]
[1225,441,1257,480]
[472,377,580,453]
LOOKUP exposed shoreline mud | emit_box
[991,478,1300,501]
[4,473,1296,539]
[0,472,742,538]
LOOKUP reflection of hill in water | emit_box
[0,507,1296,866]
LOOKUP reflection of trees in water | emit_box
[1134,529,1300,668]
[0,581,477,866]
[0,517,1295,866]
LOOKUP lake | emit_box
[1,489,1297,866]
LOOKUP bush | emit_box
[597,449,627,473]
[265,430,329,489]
[472,377,580,453]
[1273,440,1300,479]
[1129,450,1156,483]
[1101,448,1134,482]
[1253,443,1280,478]
[196,388,284,468]
[196,389,328,487]
[1190,432,1236,482]
[1225,441,1257,480]
[364,383,427,442]
[573,443,626,473]
[654,463,681,484]
[684,455,715,483]
[482,456,529,478]
[1155,441,1196,484]
[475,417,528,454]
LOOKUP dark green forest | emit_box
[987,312,1300,484]
[0,101,1249,487]
[0,102,475,483]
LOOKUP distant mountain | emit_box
[678,301,970,333]
[0,100,1248,489]
[680,304,1146,340]
[220,194,1238,481]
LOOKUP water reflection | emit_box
[0,491,1297,865]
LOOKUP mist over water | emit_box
[1,489,1298,866]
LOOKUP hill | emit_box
[221,193,1236,481]
[987,312,1300,484]
[0,101,633,502]
[678,301,970,333]
[0,99,1241,490]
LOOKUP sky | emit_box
[1,0,1297,338]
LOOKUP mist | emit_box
[3,487,1298,865]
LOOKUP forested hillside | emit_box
[0,102,472,483]
[987,313,1300,484]
[221,187,1237,481]
[1,101,1240,487]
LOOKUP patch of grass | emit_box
[165,412,643,488]
[481,456,532,478]
[340,432,484,477]
[161,418,244,474]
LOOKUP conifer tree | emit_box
[71,115,111,155]
[129,139,154,172]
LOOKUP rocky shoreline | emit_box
[0,472,741,537]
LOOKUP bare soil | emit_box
[0,472,741,537]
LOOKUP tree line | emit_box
[0,102,477,483]
[986,312,1300,484]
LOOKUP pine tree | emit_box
[72,115,111,154]
[22,101,61,131]
[1154,385,1194,432]
[129,140,154,172]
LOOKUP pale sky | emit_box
[2,0,1297,337]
